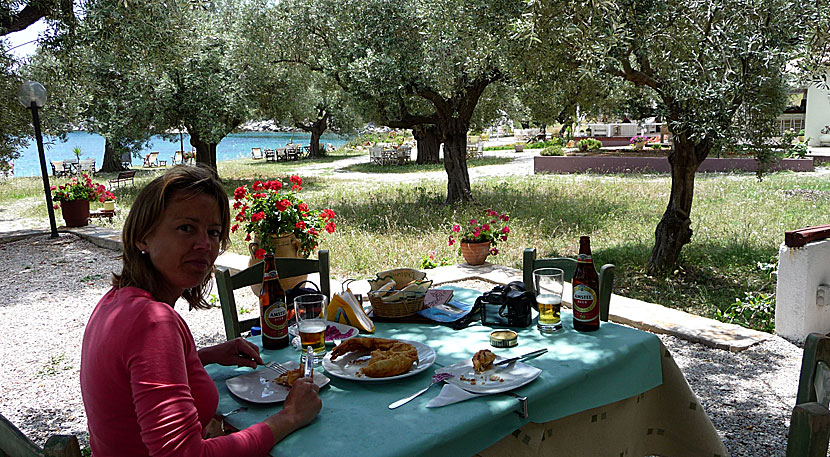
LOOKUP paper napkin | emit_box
[426,383,487,408]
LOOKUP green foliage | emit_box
[419,250,454,269]
[576,138,602,151]
[346,131,412,148]
[527,138,563,149]
[715,292,776,333]
[37,353,73,377]
[540,145,564,156]
[648,143,664,150]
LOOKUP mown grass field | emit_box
[3,149,828,327]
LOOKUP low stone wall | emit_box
[776,235,830,343]
[534,156,814,174]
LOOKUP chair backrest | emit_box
[787,333,830,456]
[214,250,331,340]
[522,247,614,322]
[174,151,183,163]
[79,159,95,172]
[51,161,63,174]
[1,412,80,457]
[251,148,262,159]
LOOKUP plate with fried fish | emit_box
[322,337,436,382]
[435,351,541,394]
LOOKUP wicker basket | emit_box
[368,269,431,318]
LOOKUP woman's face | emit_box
[137,192,223,305]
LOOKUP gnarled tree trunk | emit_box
[189,130,217,170]
[413,124,441,164]
[100,139,127,173]
[441,122,472,203]
[648,134,709,273]
[298,113,330,159]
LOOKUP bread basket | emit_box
[368,268,431,318]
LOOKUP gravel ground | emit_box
[0,233,803,455]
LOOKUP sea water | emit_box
[11,131,350,178]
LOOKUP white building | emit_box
[805,74,830,146]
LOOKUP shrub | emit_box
[540,145,564,156]
[576,138,602,151]
[527,138,564,149]
[714,292,775,333]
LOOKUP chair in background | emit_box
[522,247,614,322]
[786,333,830,456]
[369,146,384,164]
[214,250,331,340]
[120,153,132,168]
[171,151,183,165]
[79,159,96,175]
[251,148,263,160]
[50,160,68,177]
[142,152,159,168]
[264,149,276,162]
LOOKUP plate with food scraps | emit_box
[434,356,542,394]
[288,322,359,346]
[322,339,436,382]
[226,360,330,404]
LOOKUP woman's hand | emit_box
[264,378,321,443]
[198,338,264,368]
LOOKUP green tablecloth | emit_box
[207,287,662,457]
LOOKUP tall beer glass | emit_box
[294,294,328,364]
[534,268,564,333]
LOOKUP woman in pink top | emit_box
[81,165,321,456]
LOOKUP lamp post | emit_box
[18,81,58,238]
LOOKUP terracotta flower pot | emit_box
[634,141,646,151]
[60,199,90,227]
[248,233,308,295]
[460,241,491,266]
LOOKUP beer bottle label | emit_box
[263,269,278,280]
[263,301,288,336]
[572,284,598,322]
[577,254,592,263]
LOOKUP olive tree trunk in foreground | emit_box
[441,125,472,203]
[413,124,441,164]
[297,112,330,159]
[648,135,709,273]
[189,130,217,170]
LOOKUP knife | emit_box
[494,348,548,366]
[304,347,314,381]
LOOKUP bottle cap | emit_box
[250,326,262,336]
[490,330,518,348]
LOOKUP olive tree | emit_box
[527,0,814,272]
[270,0,525,202]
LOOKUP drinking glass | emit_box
[294,294,328,364]
[534,268,564,333]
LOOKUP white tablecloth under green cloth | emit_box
[206,305,688,457]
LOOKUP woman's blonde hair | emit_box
[113,165,231,309]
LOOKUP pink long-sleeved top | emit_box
[81,287,273,457]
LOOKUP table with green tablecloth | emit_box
[207,287,727,457]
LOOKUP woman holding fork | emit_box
[80,165,321,456]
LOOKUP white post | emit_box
[775,238,830,343]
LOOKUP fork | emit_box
[264,361,288,377]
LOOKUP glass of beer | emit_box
[294,294,328,364]
[534,268,564,333]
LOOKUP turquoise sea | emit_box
[12,131,350,178]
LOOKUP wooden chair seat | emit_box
[787,333,830,456]
[0,413,81,457]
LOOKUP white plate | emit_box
[321,339,436,382]
[435,357,542,394]
[288,322,359,346]
[225,361,330,404]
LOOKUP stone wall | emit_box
[776,238,830,343]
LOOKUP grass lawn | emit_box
[3,151,828,330]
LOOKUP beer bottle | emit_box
[260,253,289,349]
[572,236,600,332]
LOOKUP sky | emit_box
[3,19,45,59]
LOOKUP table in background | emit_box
[206,298,729,456]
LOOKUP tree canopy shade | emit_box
[270,0,525,202]
[526,0,814,272]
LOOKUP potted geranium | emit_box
[231,175,336,290]
[448,209,511,265]
[630,134,648,150]
[51,173,113,227]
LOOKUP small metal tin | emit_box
[490,330,518,348]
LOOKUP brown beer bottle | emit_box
[572,236,600,331]
[260,253,289,349]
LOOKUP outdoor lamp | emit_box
[18,81,59,238]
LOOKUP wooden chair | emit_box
[108,170,136,190]
[264,149,276,162]
[120,153,132,168]
[214,250,331,340]
[522,247,614,322]
[251,148,263,160]
[78,159,96,175]
[786,333,830,456]
[0,412,81,457]
[50,161,67,177]
[171,151,183,165]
